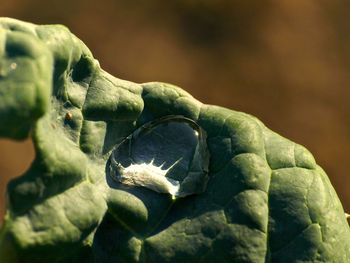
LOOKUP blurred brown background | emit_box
[1,0,350,222]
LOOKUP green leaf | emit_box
[0,18,349,263]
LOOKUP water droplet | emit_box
[10,62,17,70]
[0,61,17,77]
[109,115,209,198]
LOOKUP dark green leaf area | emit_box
[143,205,227,263]
[264,129,316,170]
[83,70,143,121]
[93,213,142,263]
[142,195,267,263]
[1,182,105,263]
[206,136,232,173]
[271,223,322,263]
[35,24,93,93]
[0,233,88,263]
[264,128,350,261]
[71,54,94,83]
[7,108,88,214]
[267,167,350,262]
[268,168,316,252]
[208,153,270,206]
[0,27,53,139]
[107,188,173,237]
[142,82,201,120]
[224,190,268,233]
[5,31,43,58]
[79,120,107,155]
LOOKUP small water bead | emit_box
[109,115,209,198]
[0,61,17,77]
[10,62,17,70]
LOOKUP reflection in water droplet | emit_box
[109,115,209,198]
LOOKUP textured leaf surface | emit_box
[0,18,349,263]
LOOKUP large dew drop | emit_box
[109,115,209,198]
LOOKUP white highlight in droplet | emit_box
[111,158,181,198]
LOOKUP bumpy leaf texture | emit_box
[0,18,349,263]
